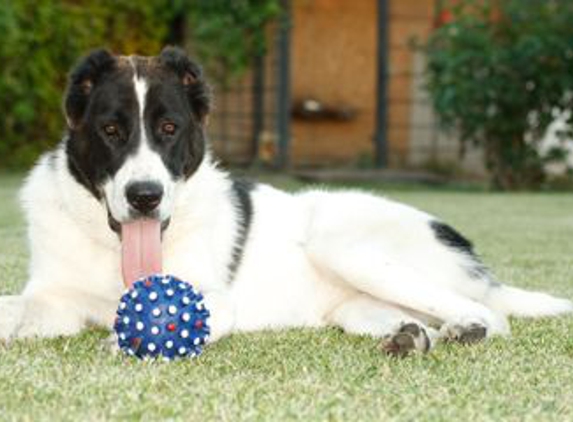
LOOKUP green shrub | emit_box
[0,0,175,169]
[189,0,282,85]
[0,0,282,169]
[424,0,573,189]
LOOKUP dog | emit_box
[0,47,571,356]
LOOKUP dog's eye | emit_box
[161,122,177,136]
[103,124,119,137]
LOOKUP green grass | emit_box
[1,173,573,421]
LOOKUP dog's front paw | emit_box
[7,294,85,340]
[202,291,235,343]
[0,295,26,342]
[101,333,121,355]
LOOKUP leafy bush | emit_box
[0,0,175,169]
[0,0,281,169]
[189,0,282,85]
[424,0,573,189]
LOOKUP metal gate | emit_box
[208,8,291,168]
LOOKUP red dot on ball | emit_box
[194,320,204,329]
[144,280,152,287]
[167,323,176,331]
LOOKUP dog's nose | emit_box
[126,182,164,214]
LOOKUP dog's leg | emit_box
[15,293,87,339]
[328,294,437,356]
[308,240,510,338]
[0,296,26,340]
[0,289,116,340]
[202,291,236,343]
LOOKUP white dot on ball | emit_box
[181,329,189,338]
[178,346,186,355]
[166,289,174,297]
[149,292,158,301]
[182,297,191,305]
[131,291,138,299]
[152,308,161,317]
[135,304,143,312]
[162,277,169,284]
[119,302,127,310]
[136,322,144,331]
[148,343,156,352]
[196,302,204,311]
[179,283,186,290]
[165,340,174,349]
[123,316,130,324]
[119,333,126,340]
[151,326,160,335]
[181,313,191,322]
[194,338,201,345]
[127,349,135,356]
[168,305,177,315]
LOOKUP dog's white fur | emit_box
[1,71,572,352]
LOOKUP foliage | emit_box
[0,0,175,168]
[0,0,282,169]
[424,0,573,189]
[188,0,282,85]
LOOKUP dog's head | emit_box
[64,47,210,232]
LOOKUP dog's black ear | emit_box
[159,46,211,122]
[64,49,116,129]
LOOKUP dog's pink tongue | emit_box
[121,220,162,288]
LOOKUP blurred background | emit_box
[1,0,572,190]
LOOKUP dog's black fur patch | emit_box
[430,221,498,285]
[431,221,474,254]
[228,178,255,282]
[63,47,211,200]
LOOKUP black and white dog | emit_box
[0,47,571,355]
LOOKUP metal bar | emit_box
[276,0,292,169]
[251,54,265,162]
[219,89,229,158]
[374,0,390,168]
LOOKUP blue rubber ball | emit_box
[114,274,210,360]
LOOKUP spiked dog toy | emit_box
[115,220,210,360]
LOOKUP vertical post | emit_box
[251,54,265,163]
[374,0,390,168]
[276,0,292,169]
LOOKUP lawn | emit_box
[0,173,572,421]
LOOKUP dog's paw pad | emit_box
[382,332,416,357]
[399,322,421,337]
[444,322,488,344]
[456,323,487,344]
[381,322,431,357]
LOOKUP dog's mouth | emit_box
[107,210,171,287]
[107,210,171,235]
